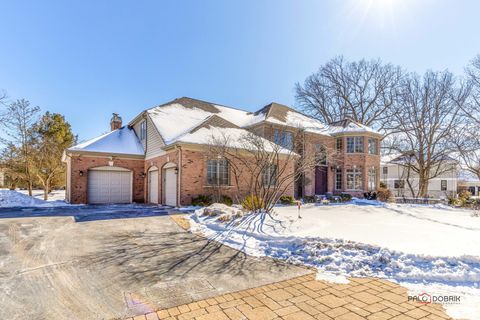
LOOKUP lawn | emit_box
[189,201,480,320]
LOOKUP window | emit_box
[382,166,388,175]
[140,120,147,141]
[335,167,342,190]
[336,138,343,153]
[394,180,405,189]
[346,137,364,153]
[368,138,378,155]
[274,129,293,150]
[262,164,277,186]
[368,167,377,191]
[315,144,327,165]
[346,167,363,190]
[207,159,229,185]
[441,180,447,191]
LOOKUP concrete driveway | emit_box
[0,206,309,320]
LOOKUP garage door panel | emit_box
[88,170,132,204]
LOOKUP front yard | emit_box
[189,201,480,320]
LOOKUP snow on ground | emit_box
[0,189,67,207]
[189,202,480,319]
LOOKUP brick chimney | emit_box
[110,113,122,131]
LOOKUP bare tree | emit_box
[206,128,321,213]
[455,55,480,180]
[385,71,468,198]
[295,56,403,131]
[0,99,40,195]
[465,55,480,125]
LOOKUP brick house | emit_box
[63,97,383,205]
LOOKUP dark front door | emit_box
[315,166,328,195]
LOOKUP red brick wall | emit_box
[146,147,295,206]
[68,155,145,204]
[179,148,294,205]
[247,124,382,198]
[144,150,180,205]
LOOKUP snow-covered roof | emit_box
[176,126,293,154]
[68,126,144,156]
[70,97,381,156]
[322,118,382,136]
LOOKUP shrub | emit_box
[279,195,295,205]
[379,181,387,189]
[364,191,377,200]
[303,195,316,203]
[242,195,264,211]
[218,195,233,206]
[377,187,393,202]
[340,193,352,202]
[191,195,213,207]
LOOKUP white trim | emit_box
[163,162,177,169]
[89,166,131,172]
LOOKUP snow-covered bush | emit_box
[201,203,244,221]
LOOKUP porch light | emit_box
[174,168,179,174]
[79,170,84,177]
[140,172,146,178]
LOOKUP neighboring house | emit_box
[457,170,480,197]
[63,97,382,205]
[381,154,458,198]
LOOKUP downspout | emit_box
[177,145,182,207]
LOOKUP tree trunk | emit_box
[44,179,49,201]
[418,177,429,198]
[28,181,33,196]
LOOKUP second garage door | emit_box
[88,167,132,204]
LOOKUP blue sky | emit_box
[1,0,480,141]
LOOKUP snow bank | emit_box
[0,190,67,207]
[199,203,245,221]
[189,204,480,319]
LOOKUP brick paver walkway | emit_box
[126,273,452,320]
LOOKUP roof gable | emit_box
[68,126,144,156]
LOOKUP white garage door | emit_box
[148,169,159,204]
[88,168,132,204]
[164,167,177,207]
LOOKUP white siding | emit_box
[380,163,457,198]
[145,115,166,159]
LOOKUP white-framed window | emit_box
[207,159,229,185]
[368,167,376,191]
[335,167,342,190]
[394,180,405,189]
[274,129,293,150]
[336,138,343,153]
[346,137,364,153]
[140,120,147,141]
[368,138,378,155]
[262,164,277,186]
[346,167,363,190]
[441,180,447,191]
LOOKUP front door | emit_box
[315,166,328,195]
